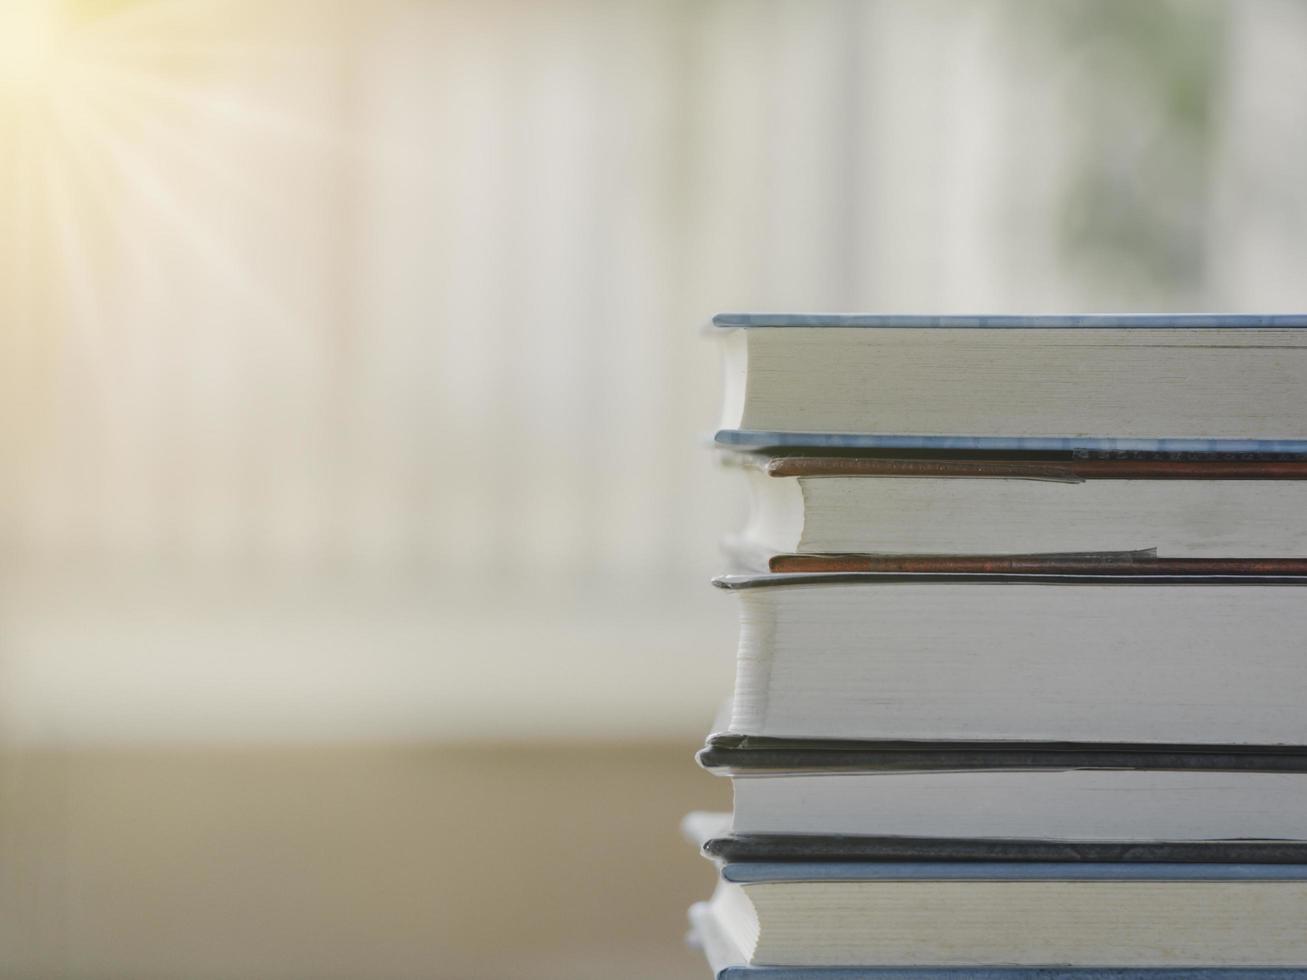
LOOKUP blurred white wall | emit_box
[2,0,1307,742]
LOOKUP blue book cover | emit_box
[712,313,1307,329]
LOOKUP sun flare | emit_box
[0,0,349,333]
[0,1,65,91]
[0,0,351,517]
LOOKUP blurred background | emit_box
[2,0,1307,976]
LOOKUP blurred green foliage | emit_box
[1032,0,1228,301]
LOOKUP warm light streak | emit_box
[0,0,64,91]
[0,0,347,344]
[0,0,351,540]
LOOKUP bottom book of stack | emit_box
[685,814,1307,978]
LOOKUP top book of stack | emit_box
[714,313,1307,453]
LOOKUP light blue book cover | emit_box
[712,314,1307,329]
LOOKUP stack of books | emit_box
[686,314,1307,978]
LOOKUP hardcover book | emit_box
[731,454,1307,568]
[712,574,1307,744]
[715,314,1307,452]
[690,868,1307,974]
[697,749,1307,841]
[689,839,1307,971]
